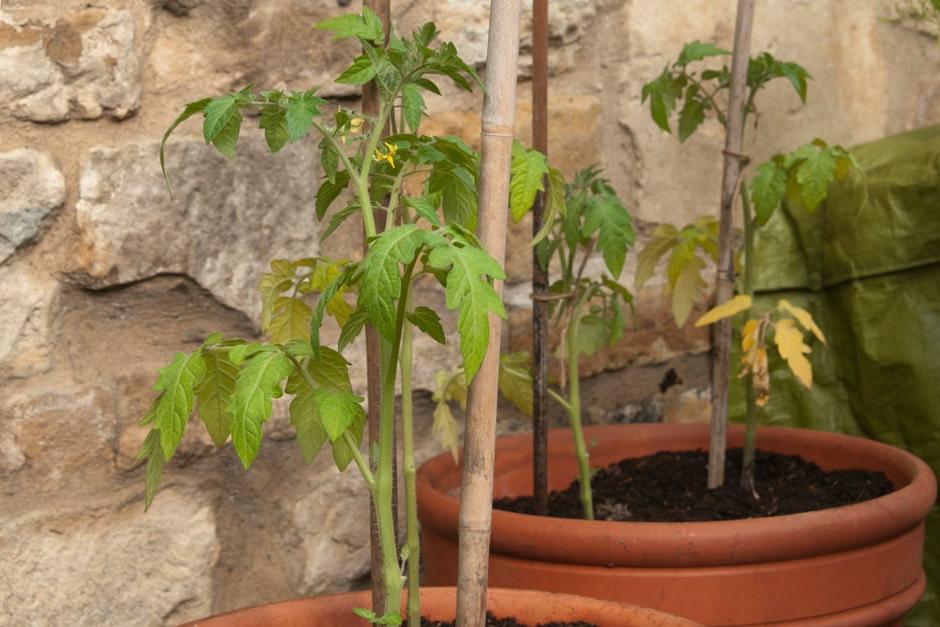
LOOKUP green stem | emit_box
[740,180,759,496]
[547,387,572,412]
[311,119,377,239]
[375,253,420,619]
[566,291,594,520]
[400,307,420,626]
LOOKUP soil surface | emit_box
[494,448,894,522]
[413,614,594,626]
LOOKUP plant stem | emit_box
[400,310,420,626]
[374,255,419,620]
[566,292,594,520]
[740,180,759,498]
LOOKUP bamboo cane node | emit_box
[721,148,751,164]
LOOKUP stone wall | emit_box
[1,0,937,624]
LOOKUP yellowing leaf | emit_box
[741,318,759,353]
[777,299,826,345]
[739,318,770,406]
[670,255,706,327]
[695,294,752,327]
[433,401,461,462]
[774,318,813,388]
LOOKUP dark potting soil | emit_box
[493,448,894,522]
[412,613,594,627]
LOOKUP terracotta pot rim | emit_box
[417,423,937,567]
[182,586,699,626]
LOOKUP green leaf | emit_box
[338,309,369,352]
[320,203,358,242]
[153,351,207,460]
[796,146,837,212]
[498,352,533,417]
[509,142,548,222]
[407,306,445,344]
[358,225,428,340]
[582,192,634,278]
[160,97,211,194]
[138,429,165,511]
[308,347,354,391]
[677,99,705,142]
[195,347,238,447]
[404,195,441,227]
[289,382,328,464]
[286,91,326,141]
[269,296,312,344]
[750,160,787,225]
[259,105,289,152]
[427,239,506,381]
[210,111,243,158]
[310,265,353,358]
[577,314,610,357]
[329,401,364,470]
[427,164,477,230]
[777,61,810,103]
[671,255,706,327]
[319,136,338,183]
[635,224,678,289]
[402,83,425,133]
[312,388,365,442]
[259,260,296,330]
[677,40,731,65]
[229,348,292,469]
[545,166,567,219]
[314,8,384,44]
[336,55,378,85]
[414,22,438,47]
[203,95,240,144]
[316,170,351,220]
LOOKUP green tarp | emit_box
[728,125,940,624]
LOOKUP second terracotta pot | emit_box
[417,423,936,625]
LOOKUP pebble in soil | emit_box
[494,448,895,522]
[413,614,594,626]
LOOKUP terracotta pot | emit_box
[417,424,937,626]
[180,586,698,626]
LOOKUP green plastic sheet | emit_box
[728,125,940,624]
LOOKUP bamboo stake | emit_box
[362,0,393,613]
[531,0,550,516]
[456,3,522,625]
[708,0,755,490]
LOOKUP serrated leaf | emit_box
[195,347,238,447]
[314,8,384,44]
[498,352,533,417]
[404,195,441,227]
[338,309,369,352]
[428,164,477,230]
[259,260,295,330]
[695,294,752,327]
[677,99,705,142]
[286,91,325,141]
[402,83,425,133]
[576,314,610,357]
[270,297,312,344]
[139,429,165,510]
[319,136,338,183]
[290,383,328,464]
[153,351,207,460]
[358,225,428,340]
[329,401,364,470]
[336,55,378,85]
[312,388,365,442]
[160,97,211,194]
[778,61,810,103]
[778,299,826,344]
[671,255,706,327]
[407,306,445,344]
[795,145,837,212]
[320,203,358,242]
[310,266,353,357]
[210,111,243,158]
[750,160,787,225]
[774,318,813,388]
[203,95,240,143]
[582,192,634,278]
[259,105,289,152]
[545,166,567,217]
[229,348,292,469]
[316,170,351,220]
[509,142,548,222]
[635,224,679,289]
[428,240,506,381]
[309,347,354,391]
[677,40,731,65]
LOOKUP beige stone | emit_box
[0,489,219,626]
[0,8,142,121]
[0,148,65,262]
[0,264,57,378]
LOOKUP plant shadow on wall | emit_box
[135,10,534,625]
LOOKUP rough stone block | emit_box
[0,148,64,263]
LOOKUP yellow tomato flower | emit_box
[349,116,364,134]
[373,141,398,168]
